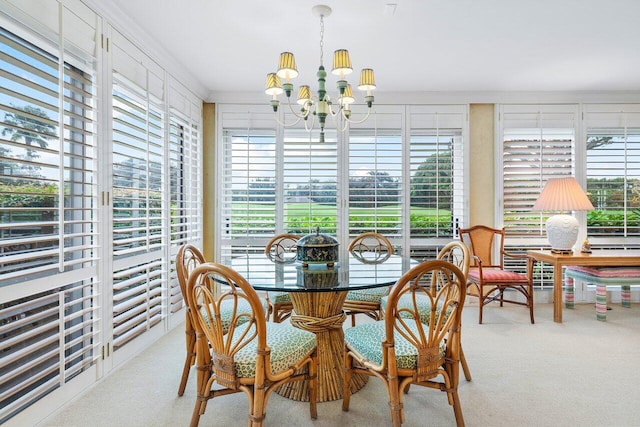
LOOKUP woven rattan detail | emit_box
[212,351,238,389]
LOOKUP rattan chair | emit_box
[176,244,263,396]
[187,262,318,427]
[342,232,394,326]
[380,240,472,381]
[264,233,300,322]
[175,244,206,396]
[459,225,535,324]
[343,259,467,426]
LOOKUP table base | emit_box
[276,291,368,402]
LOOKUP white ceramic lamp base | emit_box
[545,214,579,254]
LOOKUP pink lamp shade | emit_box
[532,177,594,254]
[532,177,594,212]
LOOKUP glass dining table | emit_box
[229,253,415,402]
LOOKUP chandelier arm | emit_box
[272,110,304,128]
[339,117,349,132]
[304,113,317,132]
[326,100,338,118]
[285,95,312,120]
[342,107,373,125]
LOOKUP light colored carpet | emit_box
[42,302,640,427]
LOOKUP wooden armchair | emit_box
[343,259,467,426]
[380,240,472,381]
[458,225,535,324]
[187,262,318,427]
[342,232,395,326]
[264,233,300,322]
[176,244,261,396]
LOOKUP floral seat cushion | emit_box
[344,321,444,370]
[230,322,316,378]
[345,286,390,303]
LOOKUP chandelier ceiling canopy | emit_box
[265,4,376,142]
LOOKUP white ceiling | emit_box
[99,0,640,101]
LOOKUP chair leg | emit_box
[266,303,273,322]
[308,350,318,419]
[460,347,472,381]
[387,377,403,427]
[251,387,267,427]
[178,326,196,396]
[342,352,353,412]
[190,396,204,427]
[451,390,466,427]
[528,291,535,324]
[178,345,195,396]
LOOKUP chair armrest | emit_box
[502,250,528,260]
[502,251,534,280]
[471,255,483,279]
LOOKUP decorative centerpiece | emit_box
[296,264,339,289]
[296,227,339,267]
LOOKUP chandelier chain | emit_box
[319,14,325,66]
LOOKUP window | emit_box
[219,108,278,259]
[584,105,640,247]
[284,128,338,235]
[0,13,99,422]
[168,105,202,315]
[0,27,96,285]
[0,3,203,424]
[110,35,166,351]
[217,105,467,260]
[408,107,465,260]
[348,113,402,241]
[499,105,578,286]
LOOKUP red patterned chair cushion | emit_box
[468,267,528,283]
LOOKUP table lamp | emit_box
[532,177,594,254]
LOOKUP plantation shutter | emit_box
[0,26,61,283]
[283,127,338,236]
[407,105,465,257]
[348,107,402,241]
[168,80,202,314]
[583,105,640,243]
[219,106,276,261]
[0,1,99,422]
[500,104,578,236]
[110,31,166,351]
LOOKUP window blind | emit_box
[0,3,99,422]
[168,99,201,314]
[500,105,577,235]
[110,31,166,353]
[219,107,277,261]
[409,107,465,244]
[348,111,402,241]
[284,128,337,236]
[584,105,640,243]
[216,104,468,261]
[0,30,97,282]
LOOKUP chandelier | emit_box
[264,4,376,143]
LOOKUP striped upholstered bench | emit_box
[564,266,640,321]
